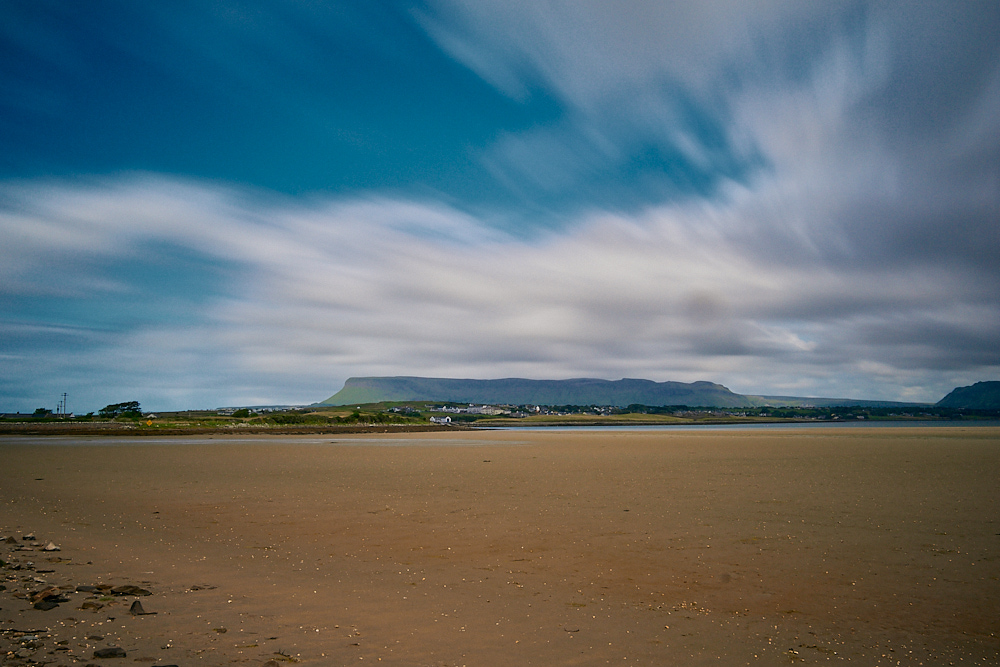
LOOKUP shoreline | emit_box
[0,422,470,437]
[3,417,996,437]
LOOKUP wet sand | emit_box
[1,428,998,666]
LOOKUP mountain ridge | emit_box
[322,376,748,407]
[320,376,935,408]
[936,381,1000,409]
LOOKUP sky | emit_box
[1,1,998,413]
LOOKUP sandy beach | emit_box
[1,427,998,666]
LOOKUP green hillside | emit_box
[936,381,1000,409]
[321,376,751,408]
[744,395,928,408]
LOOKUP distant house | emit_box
[465,405,510,415]
[429,415,451,424]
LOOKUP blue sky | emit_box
[2,1,998,412]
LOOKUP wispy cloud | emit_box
[1,2,997,411]
[2,168,996,411]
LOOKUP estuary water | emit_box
[2,420,998,447]
[486,419,1000,432]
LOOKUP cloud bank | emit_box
[2,166,995,412]
[1,1,998,411]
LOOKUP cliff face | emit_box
[321,376,752,408]
[936,381,1000,409]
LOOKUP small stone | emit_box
[22,533,35,541]
[213,627,227,633]
[77,585,101,593]
[33,598,59,611]
[5,535,17,544]
[30,586,60,602]
[42,542,60,552]
[129,600,155,615]
[80,601,104,610]
[110,585,151,596]
[93,646,126,658]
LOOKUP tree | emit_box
[98,401,142,418]
[32,408,52,417]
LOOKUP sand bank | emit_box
[1,428,998,665]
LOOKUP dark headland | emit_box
[936,380,1000,409]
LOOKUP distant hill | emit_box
[744,395,929,408]
[320,376,946,409]
[936,381,1000,409]
[321,377,752,408]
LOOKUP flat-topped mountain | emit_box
[320,376,976,409]
[935,381,1000,409]
[321,376,751,408]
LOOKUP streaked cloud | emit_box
[1,2,997,411]
[3,169,996,411]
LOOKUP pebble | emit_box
[130,600,156,615]
[93,646,127,658]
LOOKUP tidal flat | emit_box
[1,428,998,665]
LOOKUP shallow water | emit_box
[0,435,525,447]
[488,419,1000,431]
